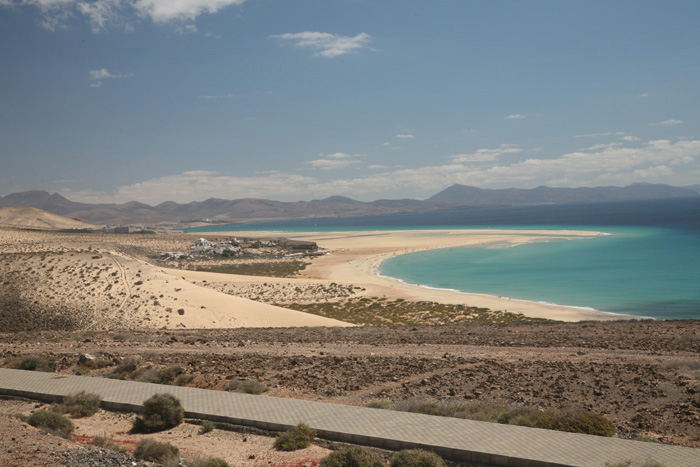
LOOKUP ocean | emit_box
[183,197,700,319]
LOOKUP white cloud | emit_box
[89,68,133,80]
[199,93,235,99]
[395,134,414,139]
[638,92,650,98]
[133,0,246,23]
[306,158,362,170]
[505,114,526,120]
[450,144,522,163]
[77,0,123,32]
[58,139,700,203]
[574,131,626,138]
[368,164,390,170]
[89,81,103,88]
[650,119,683,126]
[586,142,622,151]
[3,0,247,31]
[620,135,640,142]
[271,31,372,58]
[323,152,364,159]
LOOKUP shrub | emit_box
[27,410,74,438]
[274,422,317,451]
[507,407,616,437]
[133,438,180,467]
[390,450,446,467]
[133,393,184,433]
[63,391,101,417]
[92,436,126,453]
[224,379,269,395]
[107,356,140,379]
[366,401,390,409]
[200,420,215,434]
[320,447,385,467]
[16,355,53,372]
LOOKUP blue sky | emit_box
[1,0,699,204]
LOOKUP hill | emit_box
[0,206,99,230]
[428,183,698,206]
[1,183,697,226]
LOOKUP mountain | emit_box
[428,183,698,206]
[1,183,697,226]
[684,185,700,194]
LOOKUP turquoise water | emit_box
[380,226,700,319]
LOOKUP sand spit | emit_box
[209,229,623,322]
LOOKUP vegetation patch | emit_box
[11,355,55,372]
[390,449,446,467]
[62,390,102,417]
[199,420,215,434]
[133,438,180,467]
[321,446,385,467]
[388,399,615,437]
[26,410,74,438]
[132,393,184,433]
[224,378,269,394]
[274,422,317,451]
[278,298,550,326]
[92,436,126,453]
[194,260,310,278]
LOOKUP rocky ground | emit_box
[2,321,700,452]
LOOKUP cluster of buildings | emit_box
[160,237,280,261]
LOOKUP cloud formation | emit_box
[88,68,133,87]
[2,0,247,31]
[271,31,372,58]
[505,114,526,119]
[395,134,414,139]
[59,139,700,204]
[650,119,683,126]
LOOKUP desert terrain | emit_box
[0,211,699,465]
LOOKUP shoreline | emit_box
[372,249,650,322]
[204,228,630,322]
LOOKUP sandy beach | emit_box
[199,228,625,322]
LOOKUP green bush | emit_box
[107,357,140,380]
[320,447,385,467]
[27,410,74,438]
[133,438,180,467]
[63,391,101,417]
[133,393,184,433]
[224,379,269,395]
[16,355,53,371]
[274,422,317,451]
[504,407,616,437]
[200,420,215,434]
[390,450,446,467]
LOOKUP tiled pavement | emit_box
[0,368,698,467]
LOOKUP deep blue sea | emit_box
[183,197,700,319]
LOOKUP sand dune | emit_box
[0,206,99,230]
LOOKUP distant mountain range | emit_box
[0,183,697,226]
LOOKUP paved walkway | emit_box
[1,368,698,467]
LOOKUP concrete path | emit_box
[0,368,698,467]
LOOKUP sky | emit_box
[1,0,699,205]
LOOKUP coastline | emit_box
[207,228,630,322]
